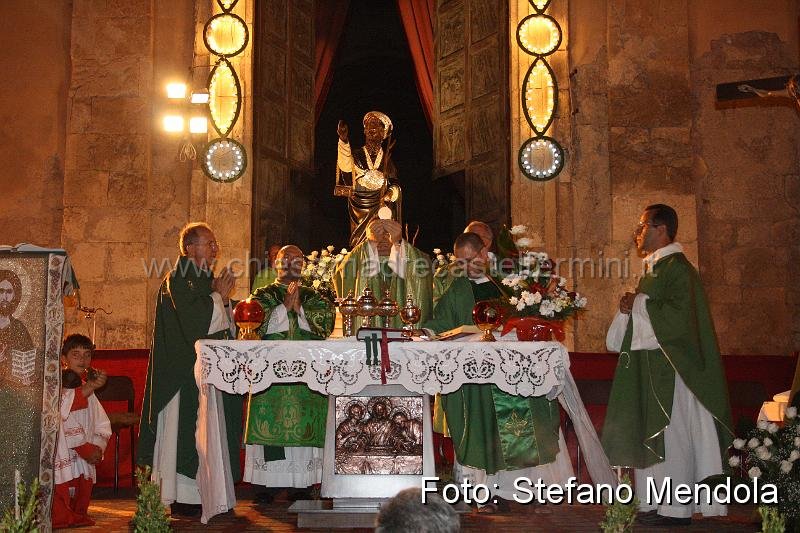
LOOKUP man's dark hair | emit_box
[179,222,212,255]
[0,269,22,314]
[375,488,459,533]
[61,333,94,356]
[645,204,678,241]
[453,232,484,253]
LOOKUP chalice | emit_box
[399,294,421,338]
[357,287,378,328]
[377,289,399,328]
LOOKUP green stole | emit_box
[424,276,561,474]
[137,256,243,480]
[601,252,734,468]
[334,240,433,327]
[244,282,335,453]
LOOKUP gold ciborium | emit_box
[356,287,378,328]
[399,294,421,338]
[377,289,399,328]
[339,291,358,337]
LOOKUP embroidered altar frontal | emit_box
[0,251,71,522]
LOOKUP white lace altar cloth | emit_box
[192,339,616,523]
[195,339,569,399]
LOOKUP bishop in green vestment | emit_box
[243,245,335,489]
[602,205,733,524]
[334,218,432,327]
[424,233,567,505]
[137,223,243,511]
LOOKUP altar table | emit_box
[193,338,616,523]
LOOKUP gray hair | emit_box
[179,222,212,255]
[375,488,459,533]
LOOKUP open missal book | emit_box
[435,324,481,341]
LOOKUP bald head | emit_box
[465,221,492,250]
[276,245,304,282]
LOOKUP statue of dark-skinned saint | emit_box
[335,111,402,248]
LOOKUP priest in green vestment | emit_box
[602,204,733,527]
[334,218,432,327]
[431,221,495,441]
[433,220,495,305]
[243,245,335,494]
[424,232,572,511]
[137,222,243,517]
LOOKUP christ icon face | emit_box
[0,280,15,317]
[372,402,388,419]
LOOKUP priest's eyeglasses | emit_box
[195,240,219,249]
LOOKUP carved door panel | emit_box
[251,0,315,277]
[434,0,510,229]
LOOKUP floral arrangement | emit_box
[301,245,348,302]
[727,406,800,524]
[496,225,587,321]
[432,247,456,270]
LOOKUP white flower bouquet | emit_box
[728,406,800,523]
[496,225,587,321]
[300,245,348,302]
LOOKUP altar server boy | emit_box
[52,334,111,529]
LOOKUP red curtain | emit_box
[315,1,351,124]
[396,0,435,131]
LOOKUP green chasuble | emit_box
[424,276,561,474]
[334,240,433,328]
[138,256,243,480]
[244,282,335,450]
[601,252,733,469]
[432,263,456,306]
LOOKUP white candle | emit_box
[14,469,20,520]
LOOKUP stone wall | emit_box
[512,0,799,355]
[0,1,71,247]
[3,0,252,348]
[61,0,210,347]
[3,1,797,353]
[690,1,800,354]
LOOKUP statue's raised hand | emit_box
[337,120,349,143]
